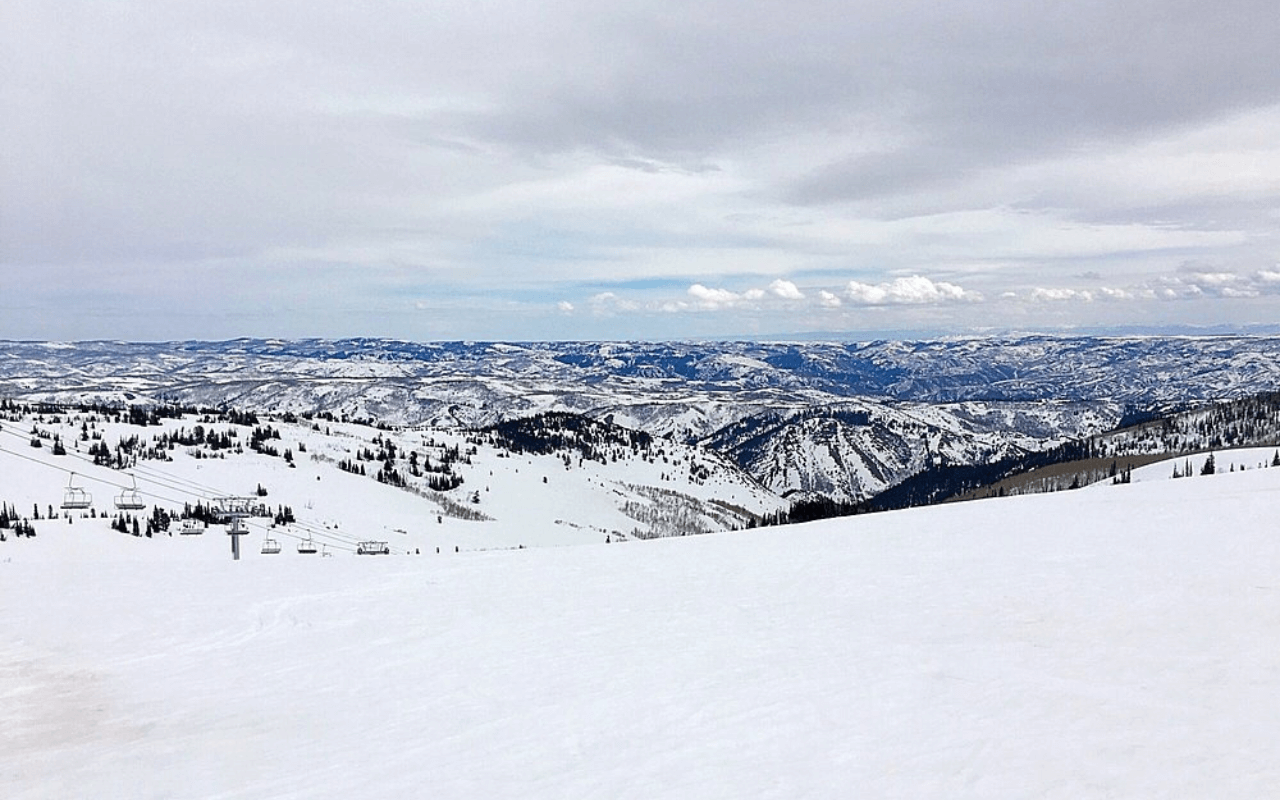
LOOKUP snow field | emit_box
[1118,446,1280,484]
[4,457,1280,797]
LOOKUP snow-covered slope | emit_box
[1085,446,1280,487]
[4,455,1279,798]
[0,407,784,554]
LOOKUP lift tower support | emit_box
[215,497,257,561]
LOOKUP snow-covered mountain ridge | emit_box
[701,398,1116,501]
[4,335,1279,422]
[4,335,1278,502]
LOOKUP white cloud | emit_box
[1097,287,1134,301]
[687,283,743,310]
[1221,286,1260,299]
[588,291,640,314]
[1154,269,1259,300]
[1030,287,1094,302]
[846,282,888,304]
[768,279,805,300]
[1015,267,1280,306]
[666,280,812,312]
[562,264,1280,332]
[845,275,979,305]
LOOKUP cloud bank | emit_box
[4,0,1280,340]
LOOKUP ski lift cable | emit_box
[121,453,403,550]
[0,429,226,510]
[4,460,380,553]
[0,434,209,501]
[0,427,163,492]
[118,458,373,547]
[0,442,228,517]
[2,416,394,554]
[8,416,425,554]
[0,429,297,532]
[1,427,283,515]
[126,465,371,549]
[3,419,267,500]
[125,474,370,551]
[124,463,240,500]
[126,460,373,537]
[25,432,225,499]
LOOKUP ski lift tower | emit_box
[215,497,256,561]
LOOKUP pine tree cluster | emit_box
[0,501,36,539]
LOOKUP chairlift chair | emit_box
[61,473,92,510]
[179,519,205,535]
[261,536,282,555]
[114,475,146,511]
[297,536,318,554]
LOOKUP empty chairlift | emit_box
[114,475,146,511]
[178,518,205,535]
[297,536,318,554]
[61,473,92,511]
[261,535,282,555]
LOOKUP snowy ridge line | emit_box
[10,333,1280,406]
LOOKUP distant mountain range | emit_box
[4,335,1280,502]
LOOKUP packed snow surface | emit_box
[4,457,1280,798]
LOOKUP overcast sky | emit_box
[4,1,1280,341]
